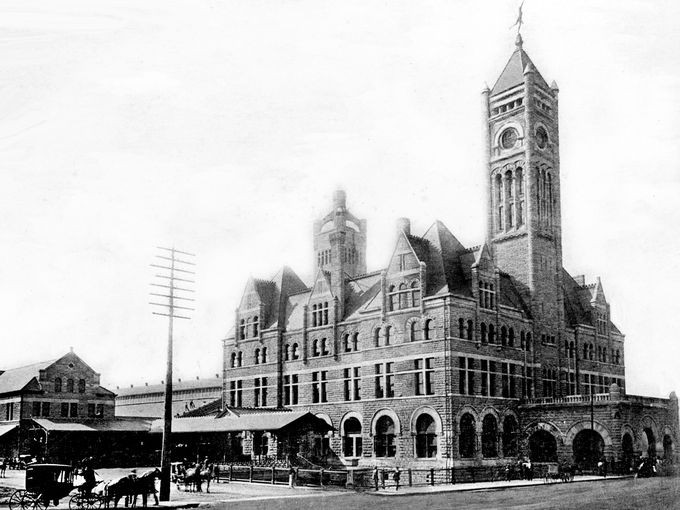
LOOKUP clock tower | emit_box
[482,34,563,330]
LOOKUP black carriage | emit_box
[9,464,74,510]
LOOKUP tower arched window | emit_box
[583,343,588,360]
[254,348,261,365]
[458,318,465,339]
[496,174,504,232]
[508,327,515,347]
[231,352,237,368]
[261,347,267,363]
[384,326,392,346]
[500,326,507,346]
[237,351,243,367]
[343,333,351,353]
[480,322,487,343]
[488,324,495,344]
[352,332,359,351]
[467,320,474,340]
[505,170,514,229]
[547,172,554,226]
[292,343,300,360]
[374,327,381,347]
[284,344,290,361]
[525,333,532,351]
[411,280,421,307]
[252,316,259,337]
[516,167,524,226]
[312,304,317,327]
[239,319,246,340]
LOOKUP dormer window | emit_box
[387,279,420,312]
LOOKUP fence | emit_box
[214,464,349,487]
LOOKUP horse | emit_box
[104,475,136,508]
[132,468,161,507]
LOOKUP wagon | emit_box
[9,464,74,510]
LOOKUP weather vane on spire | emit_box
[511,1,524,36]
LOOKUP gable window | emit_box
[54,378,62,393]
[388,285,397,311]
[398,253,408,272]
[261,347,267,363]
[398,283,410,309]
[374,327,381,347]
[66,378,74,393]
[78,379,86,393]
[252,316,259,337]
[411,280,421,307]
[312,302,329,327]
[312,339,320,357]
[239,319,246,340]
[479,281,495,309]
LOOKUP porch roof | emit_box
[149,410,332,434]
[31,418,152,433]
[0,423,19,437]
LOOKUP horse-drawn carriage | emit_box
[8,464,161,510]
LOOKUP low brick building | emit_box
[0,350,153,465]
[219,33,679,472]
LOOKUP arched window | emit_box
[261,347,267,363]
[526,333,532,351]
[312,339,319,357]
[284,344,290,361]
[374,416,396,457]
[78,378,86,393]
[312,304,318,327]
[482,415,498,458]
[423,319,433,340]
[488,324,495,344]
[459,413,476,458]
[520,331,526,349]
[410,321,418,342]
[54,377,62,393]
[230,352,237,368]
[500,326,507,347]
[467,320,474,341]
[237,351,243,367]
[480,323,487,343]
[384,326,391,346]
[253,316,259,337]
[583,343,588,360]
[239,319,246,340]
[602,348,607,363]
[66,378,74,393]
[589,344,594,360]
[496,174,504,231]
[415,414,438,458]
[388,285,396,311]
[343,417,363,458]
[352,332,359,351]
[458,318,465,339]
[411,280,421,307]
[254,348,261,365]
[321,338,329,356]
[292,343,299,360]
[343,334,350,352]
[508,328,515,347]
[374,327,381,347]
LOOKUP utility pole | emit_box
[150,246,195,501]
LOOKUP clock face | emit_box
[500,128,518,150]
[536,127,548,149]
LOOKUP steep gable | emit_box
[308,268,334,302]
[491,41,550,96]
[386,232,423,275]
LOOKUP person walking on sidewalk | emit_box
[372,466,379,491]
[288,466,297,488]
[393,467,401,491]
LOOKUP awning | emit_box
[149,411,333,434]
[0,423,19,437]
[31,418,152,433]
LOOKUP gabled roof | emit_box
[491,40,550,96]
[32,418,152,433]
[562,269,621,333]
[0,360,55,396]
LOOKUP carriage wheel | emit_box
[24,493,46,510]
[8,490,27,510]
[69,494,83,510]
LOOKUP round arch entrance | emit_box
[573,429,604,470]
[529,430,557,463]
[622,433,634,470]
[641,427,656,458]
[663,434,673,463]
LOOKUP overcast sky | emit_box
[1,0,679,398]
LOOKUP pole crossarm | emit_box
[149,245,195,502]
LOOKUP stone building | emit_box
[0,350,153,465]
[221,35,679,471]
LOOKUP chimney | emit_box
[145,382,148,386]
[196,376,200,380]
[397,218,411,236]
[574,275,586,286]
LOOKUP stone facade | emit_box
[221,36,679,471]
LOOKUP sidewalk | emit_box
[366,474,630,497]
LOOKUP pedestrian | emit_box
[288,466,296,489]
[380,468,386,489]
[213,464,221,484]
[372,466,379,491]
[0,458,7,477]
[393,467,401,491]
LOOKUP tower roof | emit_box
[491,37,550,96]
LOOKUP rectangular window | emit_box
[312,372,320,403]
[78,379,86,393]
[70,403,78,417]
[95,404,103,417]
[509,364,516,398]
[61,403,69,418]
[502,363,510,398]
[88,403,96,418]
[343,367,361,401]
[254,378,262,407]
[375,363,394,398]
[481,360,494,397]
[33,401,41,417]
[42,402,51,417]
[230,380,243,407]
[459,357,476,395]
[415,358,435,395]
